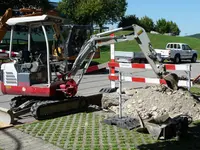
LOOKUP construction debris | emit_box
[101,85,200,121]
[144,114,190,140]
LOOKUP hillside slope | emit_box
[187,33,200,39]
[96,32,200,63]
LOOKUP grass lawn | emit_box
[94,32,200,64]
[190,86,200,95]
[15,86,200,150]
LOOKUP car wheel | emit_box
[191,54,197,63]
[173,55,181,64]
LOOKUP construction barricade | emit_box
[108,61,192,90]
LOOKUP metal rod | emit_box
[9,26,14,61]
[119,72,122,118]
[187,64,191,91]
[28,26,31,52]
[41,24,51,86]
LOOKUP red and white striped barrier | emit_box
[108,62,191,71]
[108,43,192,89]
[108,61,192,88]
[0,49,19,59]
[85,62,108,73]
[109,75,191,87]
[109,33,116,89]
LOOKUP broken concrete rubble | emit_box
[101,85,200,121]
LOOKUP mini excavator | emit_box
[0,14,179,125]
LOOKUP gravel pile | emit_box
[102,85,200,121]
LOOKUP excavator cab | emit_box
[0,14,65,97]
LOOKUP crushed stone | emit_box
[101,85,200,121]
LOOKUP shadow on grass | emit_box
[138,122,200,150]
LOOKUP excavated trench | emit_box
[101,85,200,121]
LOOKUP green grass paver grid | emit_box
[72,113,84,150]
[106,124,113,149]
[42,118,58,140]
[35,121,49,137]
[98,113,104,150]
[48,117,63,143]
[119,127,131,149]
[90,113,95,150]
[113,126,122,150]
[17,112,200,150]
[16,112,150,149]
[63,113,78,149]
[81,113,90,150]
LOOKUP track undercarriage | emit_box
[6,94,102,124]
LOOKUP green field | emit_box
[95,32,200,63]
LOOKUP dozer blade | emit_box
[163,73,179,90]
[0,107,14,126]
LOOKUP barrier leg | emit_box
[119,72,122,118]
[110,43,116,89]
[187,71,191,91]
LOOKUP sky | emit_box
[50,0,200,36]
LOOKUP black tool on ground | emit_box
[102,116,140,130]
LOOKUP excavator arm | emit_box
[0,8,12,42]
[62,24,179,97]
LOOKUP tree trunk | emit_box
[99,24,103,33]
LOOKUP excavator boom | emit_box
[64,24,179,91]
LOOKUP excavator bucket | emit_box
[163,73,179,90]
[0,107,14,127]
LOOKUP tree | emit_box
[0,0,51,12]
[155,18,180,35]
[139,16,154,32]
[58,0,127,30]
[155,18,170,34]
[168,21,181,36]
[118,15,140,28]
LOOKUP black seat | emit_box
[22,50,31,62]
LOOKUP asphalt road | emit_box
[0,61,200,123]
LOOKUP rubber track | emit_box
[30,96,89,120]
[10,96,33,111]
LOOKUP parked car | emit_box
[155,43,198,63]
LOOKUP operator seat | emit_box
[20,49,40,73]
[22,49,31,63]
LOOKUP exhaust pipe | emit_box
[0,107,15,125]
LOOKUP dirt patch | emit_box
[102,85,200,121]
